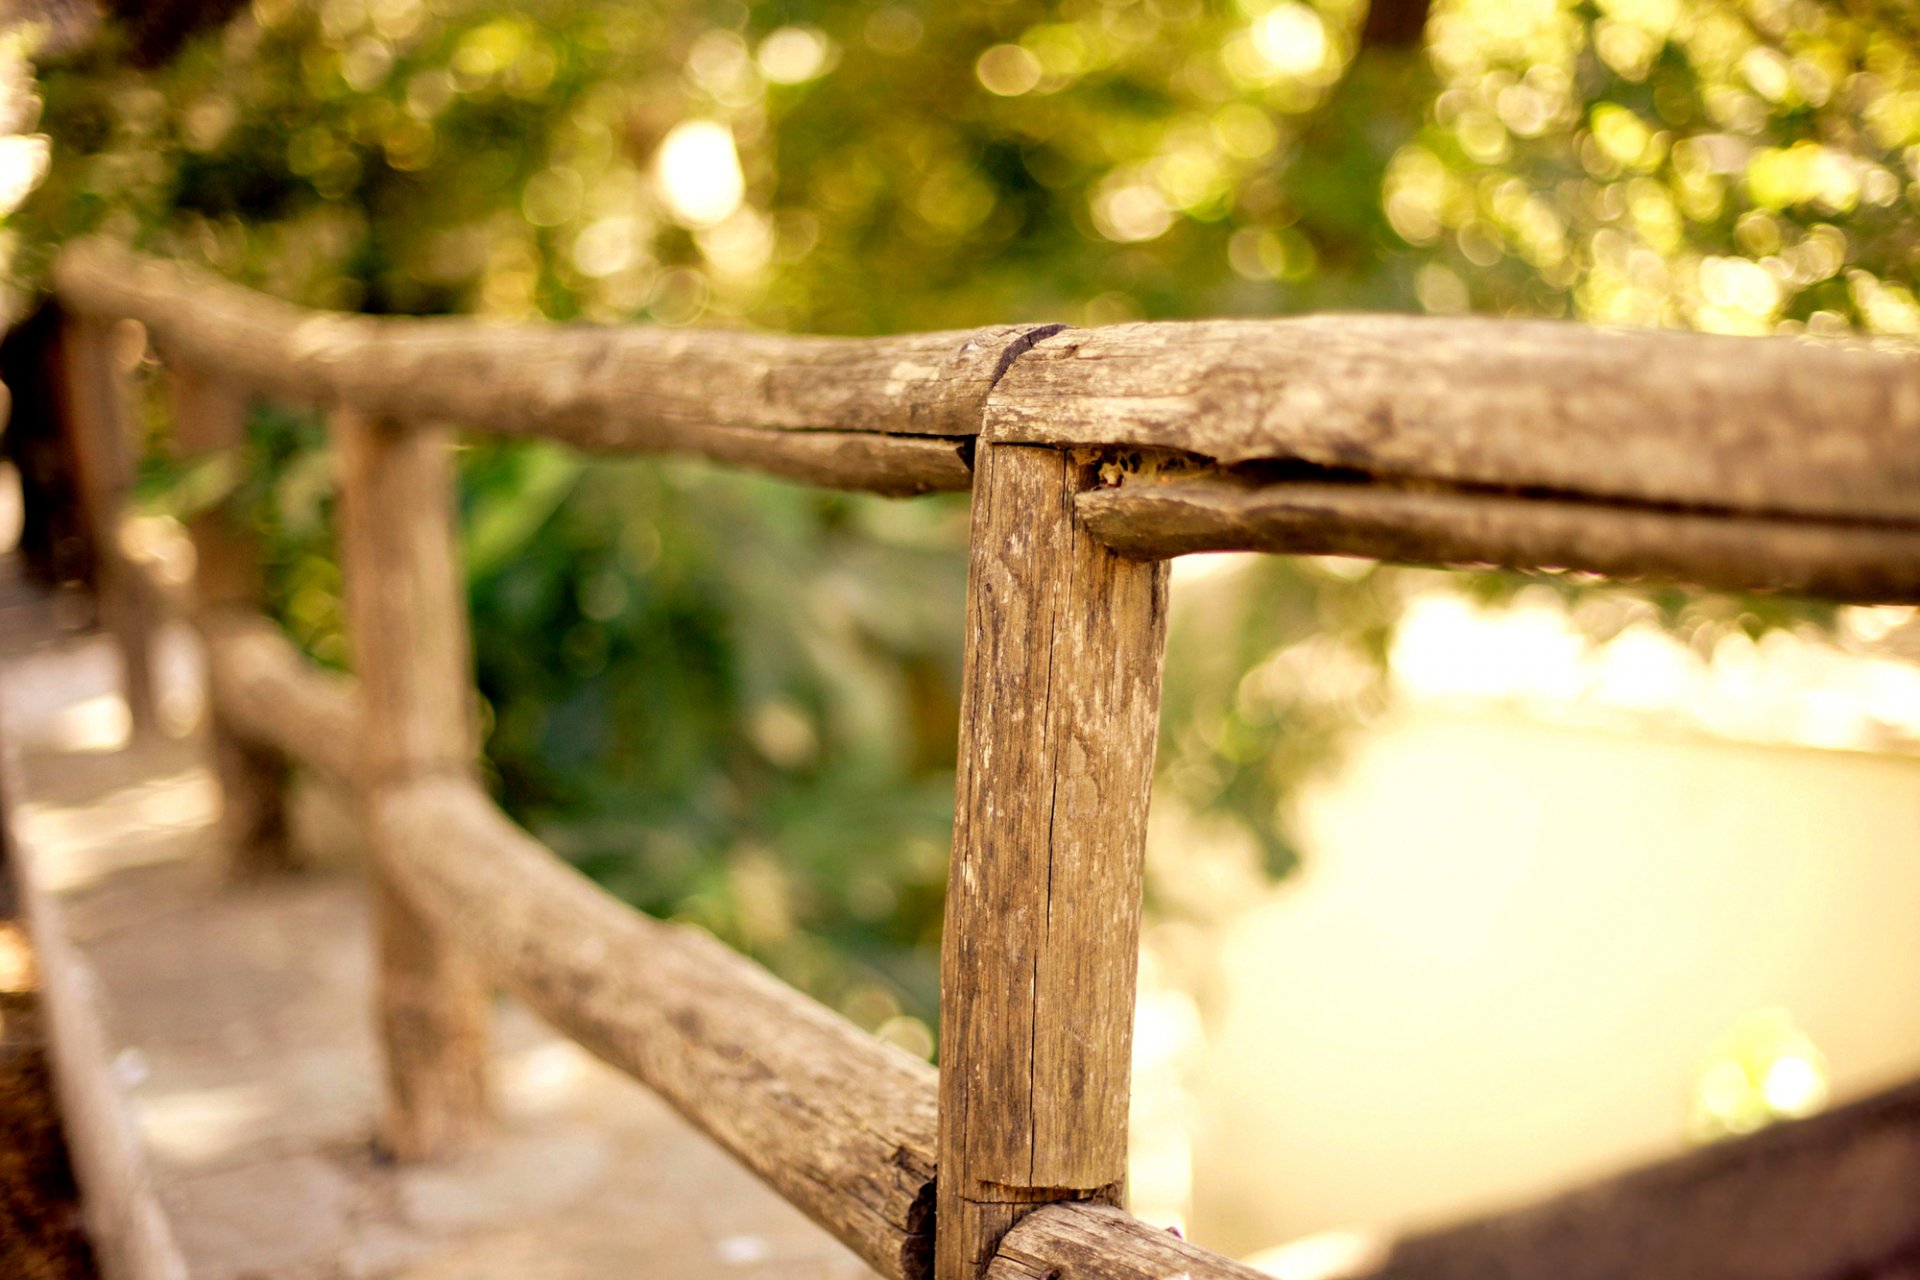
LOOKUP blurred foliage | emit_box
[1388,0,1920,330]
[3,0,1917,1038]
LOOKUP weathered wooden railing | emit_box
[44,236,1920,1280]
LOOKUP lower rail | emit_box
[1079,478,1920,603]
[200,612,938,1272]
[201,611,359,788]
[200,611,1277,1280]
[376,774,940,1279]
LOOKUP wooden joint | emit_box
[911,323,1070,438]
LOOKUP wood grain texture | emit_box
[52,240,1046,491]
[199,611,941,1273]
[987,1203,1272,1280]
[377,776,939,1280]
[334,410,478,781]
[200,608,359,789]
[59,240,1920,522]
[1357,1073,1920,1280]
[1079,478,1920,603]
[939,443,1170,1280]
[984,318,1920,523]
[636,422,970,495]
[55,314,158,733]
[169,367,292,874]
[334,408,492,1160]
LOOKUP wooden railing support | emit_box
[168,366,291,876]
[334,407,491,1160]
[56,313,159,736]
[938,442,1170,1279]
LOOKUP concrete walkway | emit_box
[0,570,872,1279]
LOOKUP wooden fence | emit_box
[43,235,1920,1280]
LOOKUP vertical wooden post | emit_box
[937,443,1170,1279]
[334,407,491,1160]
[57,314,159,736]
[168,365,291,876]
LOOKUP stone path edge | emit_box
[1,721,190,1280]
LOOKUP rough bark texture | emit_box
[987,1203,1272,1280]
[621,422,970,495]
[1079,478,1920,602]
[200,609,359,789]
[57,240,1920,524]
[54,314,158,734]
[334,409,492,1161]
[376,776,940,1280]
[189,623,943,1277]
[983,319,1920,523]
[1357,1074,1920,1280]
[938,444,1170,1280]
[168,366,292,874]
[334,412,479,782]
[51,240,1050,491]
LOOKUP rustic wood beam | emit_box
[334,408,492,1161]
[1078,477,1920,603]
[938,443,1171,1279]
[988,1203,1274,1280]
[195,615,948,1274]
[55,241,1920,525]
[982,319,1920,524]
[376,774,940,1279]
[52,240,1033,493]
[200,609,359,789]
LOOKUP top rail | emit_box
[54,238,1920,523]
[984,317,1920,523]
[53,239,1012,495]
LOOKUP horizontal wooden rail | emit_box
[375,775,938,1277]
[984,318,1920,524]
[1079,478,1920,603]
[986,1203,1273,1280]
[195,615,937,1272]
[52,240,1019,496]
[53,239,1920,526]
[201,610,360,788]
